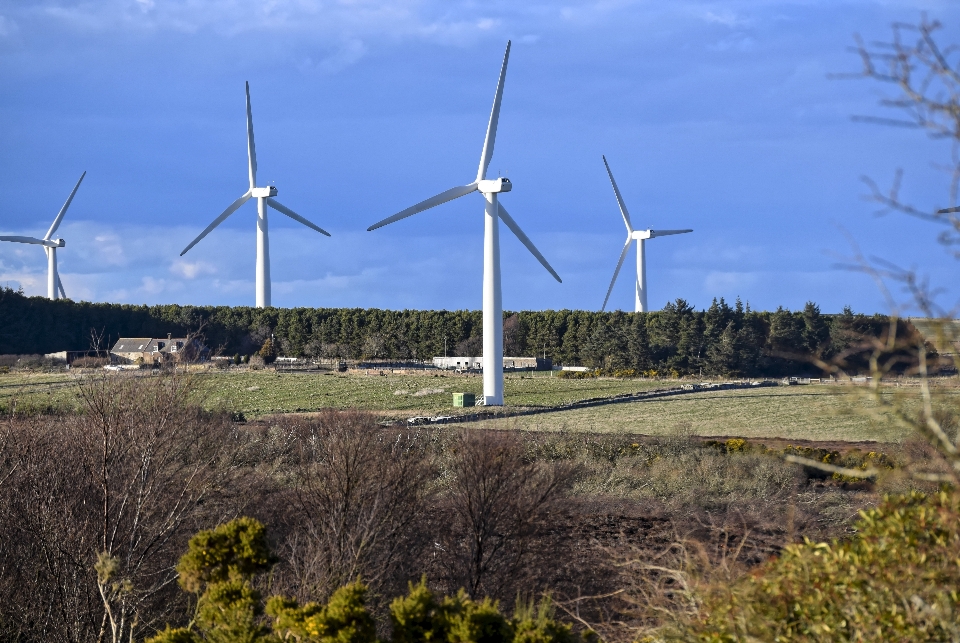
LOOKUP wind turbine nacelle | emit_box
[51,239,65,247]
[631,230,653,240]
[477,178,512,194]
[251,186,278,198]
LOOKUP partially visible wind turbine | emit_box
[0,171,85,300]
[367,41,561,406]
[180,82,331,308]
[600,156,691,313]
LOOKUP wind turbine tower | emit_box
[0,171,85,300]
[600,156,692,313]
[367,41,561,406]
[180,82,331,308]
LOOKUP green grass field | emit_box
[1,369,955,443]
[0,370,667,415]
[449,386,920,442]
[192,370,669,415]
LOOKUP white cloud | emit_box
[710,32,756,53]
[299,38,368,74]
[29,0,510,42]
[704,270,759,291]
[697,8,751,28]
[139,275,172,295]
[170,259,216,279]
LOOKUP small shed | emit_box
[432,356,552,371]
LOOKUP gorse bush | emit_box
[677,491,960,642]
[149,518,592,643]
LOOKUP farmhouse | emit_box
[432,356,552,371]
[111,334,206,365]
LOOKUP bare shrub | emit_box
[0,354,60,370]
[433,431,575,599]
[72,355,110,368]
[570,527,753,642]
[276,411,434,605]
[0,373,241,643]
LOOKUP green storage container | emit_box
[453,392,475,407]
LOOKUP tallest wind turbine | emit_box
[367,41,561,406]
[180,82,331,308]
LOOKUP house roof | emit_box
[111,337,191,354]
[112,338,154,352]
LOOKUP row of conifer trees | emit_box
[0,286,901,376]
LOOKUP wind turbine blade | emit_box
[497,202,562,283]
[650,229,693,238]
[601,239,631,312]
[180,191,252,256]
[938,206,960,214]
[45,171,86,240]
[246,81,257,190]
[0,236,57,247]
[57,275,66,299]
[267,199,331,236]
[602,155,633,233]
[476,41,511,182]
[367,183,478,231]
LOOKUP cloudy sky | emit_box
[0,0,957,314]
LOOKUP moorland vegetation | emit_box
[0,362,956,643]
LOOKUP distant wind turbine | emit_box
[366,41,561,406]
[600,156,691,313]
[180,82,331,308]
[0,171,85,300]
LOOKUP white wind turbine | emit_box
[0,171,86,300]
[180,82,331,308]
[600,156,691,313]
[367,41,561,406]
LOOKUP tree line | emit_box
[0,286,905,376]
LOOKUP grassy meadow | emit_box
[452,385,923,442]
[0,369,671,415]
[1,367,953,443]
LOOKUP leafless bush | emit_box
[274,411,434,605]
[569,525,755,642]
[432,431,576,599]
[0,354,61,369]
[0,373,242,643]
[72,355,111,368]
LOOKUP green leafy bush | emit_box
[149,521,590,643]
[176,516,277,593]
[680,491,960,642]
[268,582,376,643]
[147,517,277,643]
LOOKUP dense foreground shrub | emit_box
[148,518,590,643]
[676,490,960,642]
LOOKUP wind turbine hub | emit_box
[477,178,512,194]
[251,186,278,198]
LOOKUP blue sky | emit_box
[0,0,957,314]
